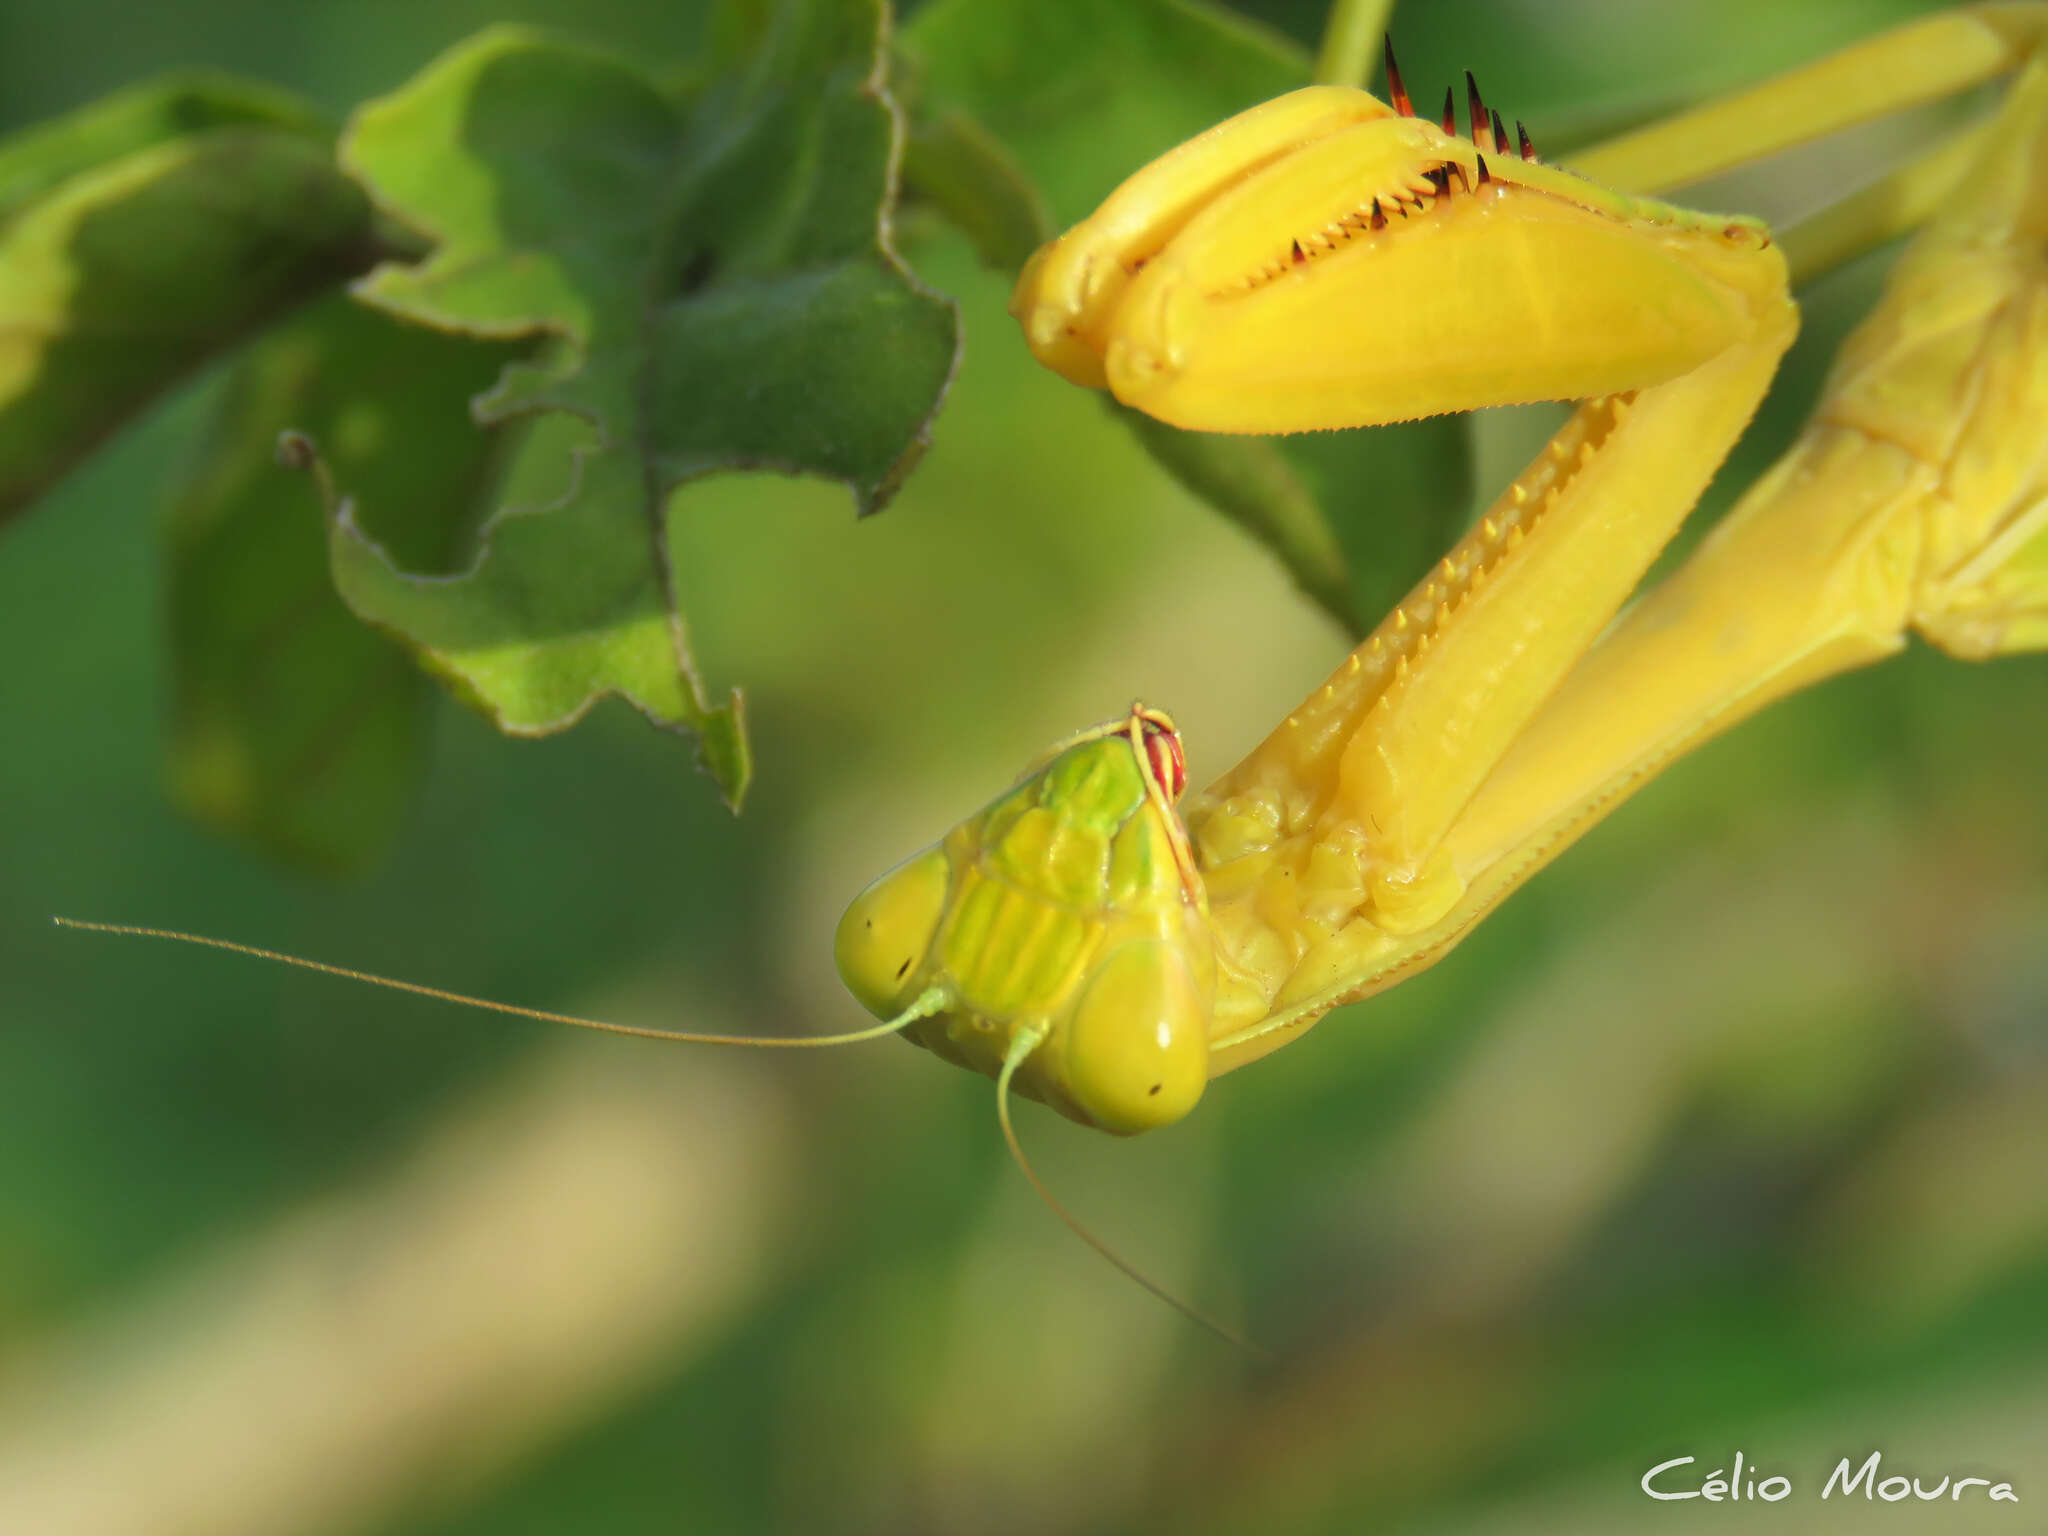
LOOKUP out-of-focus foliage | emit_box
[2,1,2045,1535]
[0,74,322,216]
[0,78,372,523]
[166,294,523,872]
[0,0,960,850]
[332,11,958,807]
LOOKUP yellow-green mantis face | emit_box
[834,705,1214,1135]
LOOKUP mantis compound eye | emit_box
[1063,939,1208,1134]
[833,847,951,1019]
[1137,710,1188,801]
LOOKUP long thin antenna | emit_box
[52,917,946,1048]
[996,1027,1269,1357]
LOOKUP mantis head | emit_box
[833,705,1215,1135]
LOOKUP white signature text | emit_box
[1642,1451,2018,1504]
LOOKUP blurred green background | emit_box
[4,1,2046,1532]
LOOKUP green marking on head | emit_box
[832,704,1215,1135]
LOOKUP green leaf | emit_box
[0,74,325,224]
[0,120,375,524]
[332,3,960,807]
[904,0,1307,226]
[904,0,1475,638]
[164,293,523,874]
[1284,417,1475,631]
[1111,402,1352,626]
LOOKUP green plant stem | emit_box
[1313,0,1395,88]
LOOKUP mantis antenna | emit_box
[995,1026,1269,1358]
[50,916,949,1048]
[55,914,1261,1346]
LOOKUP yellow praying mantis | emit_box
[836,5,2048,1140]
[62,7,2048,1337]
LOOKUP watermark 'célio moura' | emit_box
[1643,1451,2019,1504]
